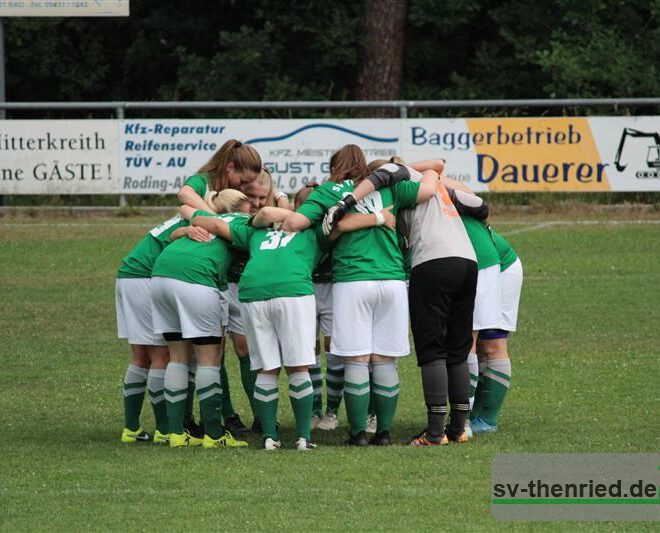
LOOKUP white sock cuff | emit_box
[148,368,166,379]
[372,362,399,387]
[126,364,148,382]
[288,371,311,387]
[256,373,278,389]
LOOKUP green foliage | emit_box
[4,0,659,114]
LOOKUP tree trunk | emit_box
[354,0,406,118]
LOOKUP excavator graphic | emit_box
[614,128,660,171]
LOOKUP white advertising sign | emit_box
[2,117,659,194]
[0,1,129,17]
[0,120,119,194]
[121,119,400,194]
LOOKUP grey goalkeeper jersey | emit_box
[399,171,479,268]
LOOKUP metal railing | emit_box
[1,97,660,119]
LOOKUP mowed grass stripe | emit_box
[0,216,658,531]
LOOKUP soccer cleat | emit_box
[224,414,249,436]
[251,418,263,433]
[153,430,169,445]
[369,430,392,446]
[263,437,282,450]
[317,412,339,431]
[408,430,448,446]
[213,430,249,448]
[464,419,473,438]
[445,429,469,444]
[470,417,498,434]
[184,417,205,438]
[120,427,152,444]
[310,414,323,430]
[365,414,377,434]
[169,432,189,448]
[345,431,369,447]
[185,429,204,447]
[295,438,318,450]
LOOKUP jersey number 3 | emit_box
[260,230,297,250]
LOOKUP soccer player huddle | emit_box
[115,139,523,450]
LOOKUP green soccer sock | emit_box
[288,371,314,440]
[325,352,344,414]
[471,367,488,420]
[254,373,279,440]
[309,356,323,417]
[238,355,257,419]
[479,358,512,426]
[197,365,223,439]
[183,366,196,424]
[220,362,236,421]
[344,362,370,436]
[372,362,400,433]
[164,362,189,435]
[123,364,148,431]
[147,368,168,434]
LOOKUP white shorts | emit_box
[331,280,410,357]
[499,258,523,331]
[115,278,166,346]
[241,295,317,371]
[151,277,223,339]
[473,264,501,331]
[227,283,245,335]
[219,289,229,329]
[314,282,333,338]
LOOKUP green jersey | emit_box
[489,227,518,271]
[184,173,210,198]
[461,216,500,270]
[229,219,321,302]
[296,179,420,282]
[151,211,234,290]
[117,215,188,279]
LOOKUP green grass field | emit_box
[1,212,659,531]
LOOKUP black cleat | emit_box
[345,431,369,447]
[224,414,249,436]
[183,417,204,439]
[369,430,392,446]
[251,418,263,433]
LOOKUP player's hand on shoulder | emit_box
[187,226,212,242]
[381,206,396,231]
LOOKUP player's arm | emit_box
[178,185,210,211]
[441,176,473,194]
[170,225,212,242]
[281,211,312,232]
[324,165,438,233]
[447,187,489,220]
[335,207,396,234]
[252,206,294,228]
[191,215,231,241]
[409,159,445,175]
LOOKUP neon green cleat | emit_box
[202,431,249,449]
[153,430,169,445]
[120,427,152,444]
[169,432,189,448]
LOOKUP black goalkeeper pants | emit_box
[409,257,477,367]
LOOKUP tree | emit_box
[354,0,407,117]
